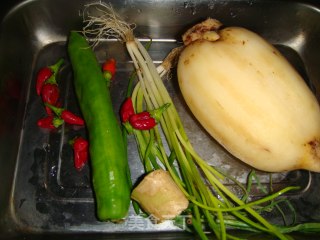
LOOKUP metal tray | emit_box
[1,0,320,239]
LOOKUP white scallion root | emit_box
[82,2,135,48]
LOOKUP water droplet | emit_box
[42,143,51,152]
[49,165,57,177]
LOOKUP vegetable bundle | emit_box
[62,2,320,240]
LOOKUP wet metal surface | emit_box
[1,0,320,239]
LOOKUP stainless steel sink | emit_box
[1,0,320,239]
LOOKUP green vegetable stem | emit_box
[67,31,131,221]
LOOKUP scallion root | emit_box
[82,2,135,47]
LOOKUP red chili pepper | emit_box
[120,97,135,123]
[102,58,116,85]
[102,58,116,77]
[36,67,52,96]
[36,59,64,95]
[45,103,85,126]
[37,116,55,129]
[129,111,156,130]
[37,115,64,129]
[41,84,60,115]
[70,137,89,171]
[61,110,85,125]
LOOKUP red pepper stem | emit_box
[50,58,64,74]
[103,71,112,87]
[45,58,64,85]
[150,103,171,121]
[45,102,64,116]
[53,117,64,128]
[69,136,80,146]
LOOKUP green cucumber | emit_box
[67,31,130,221]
